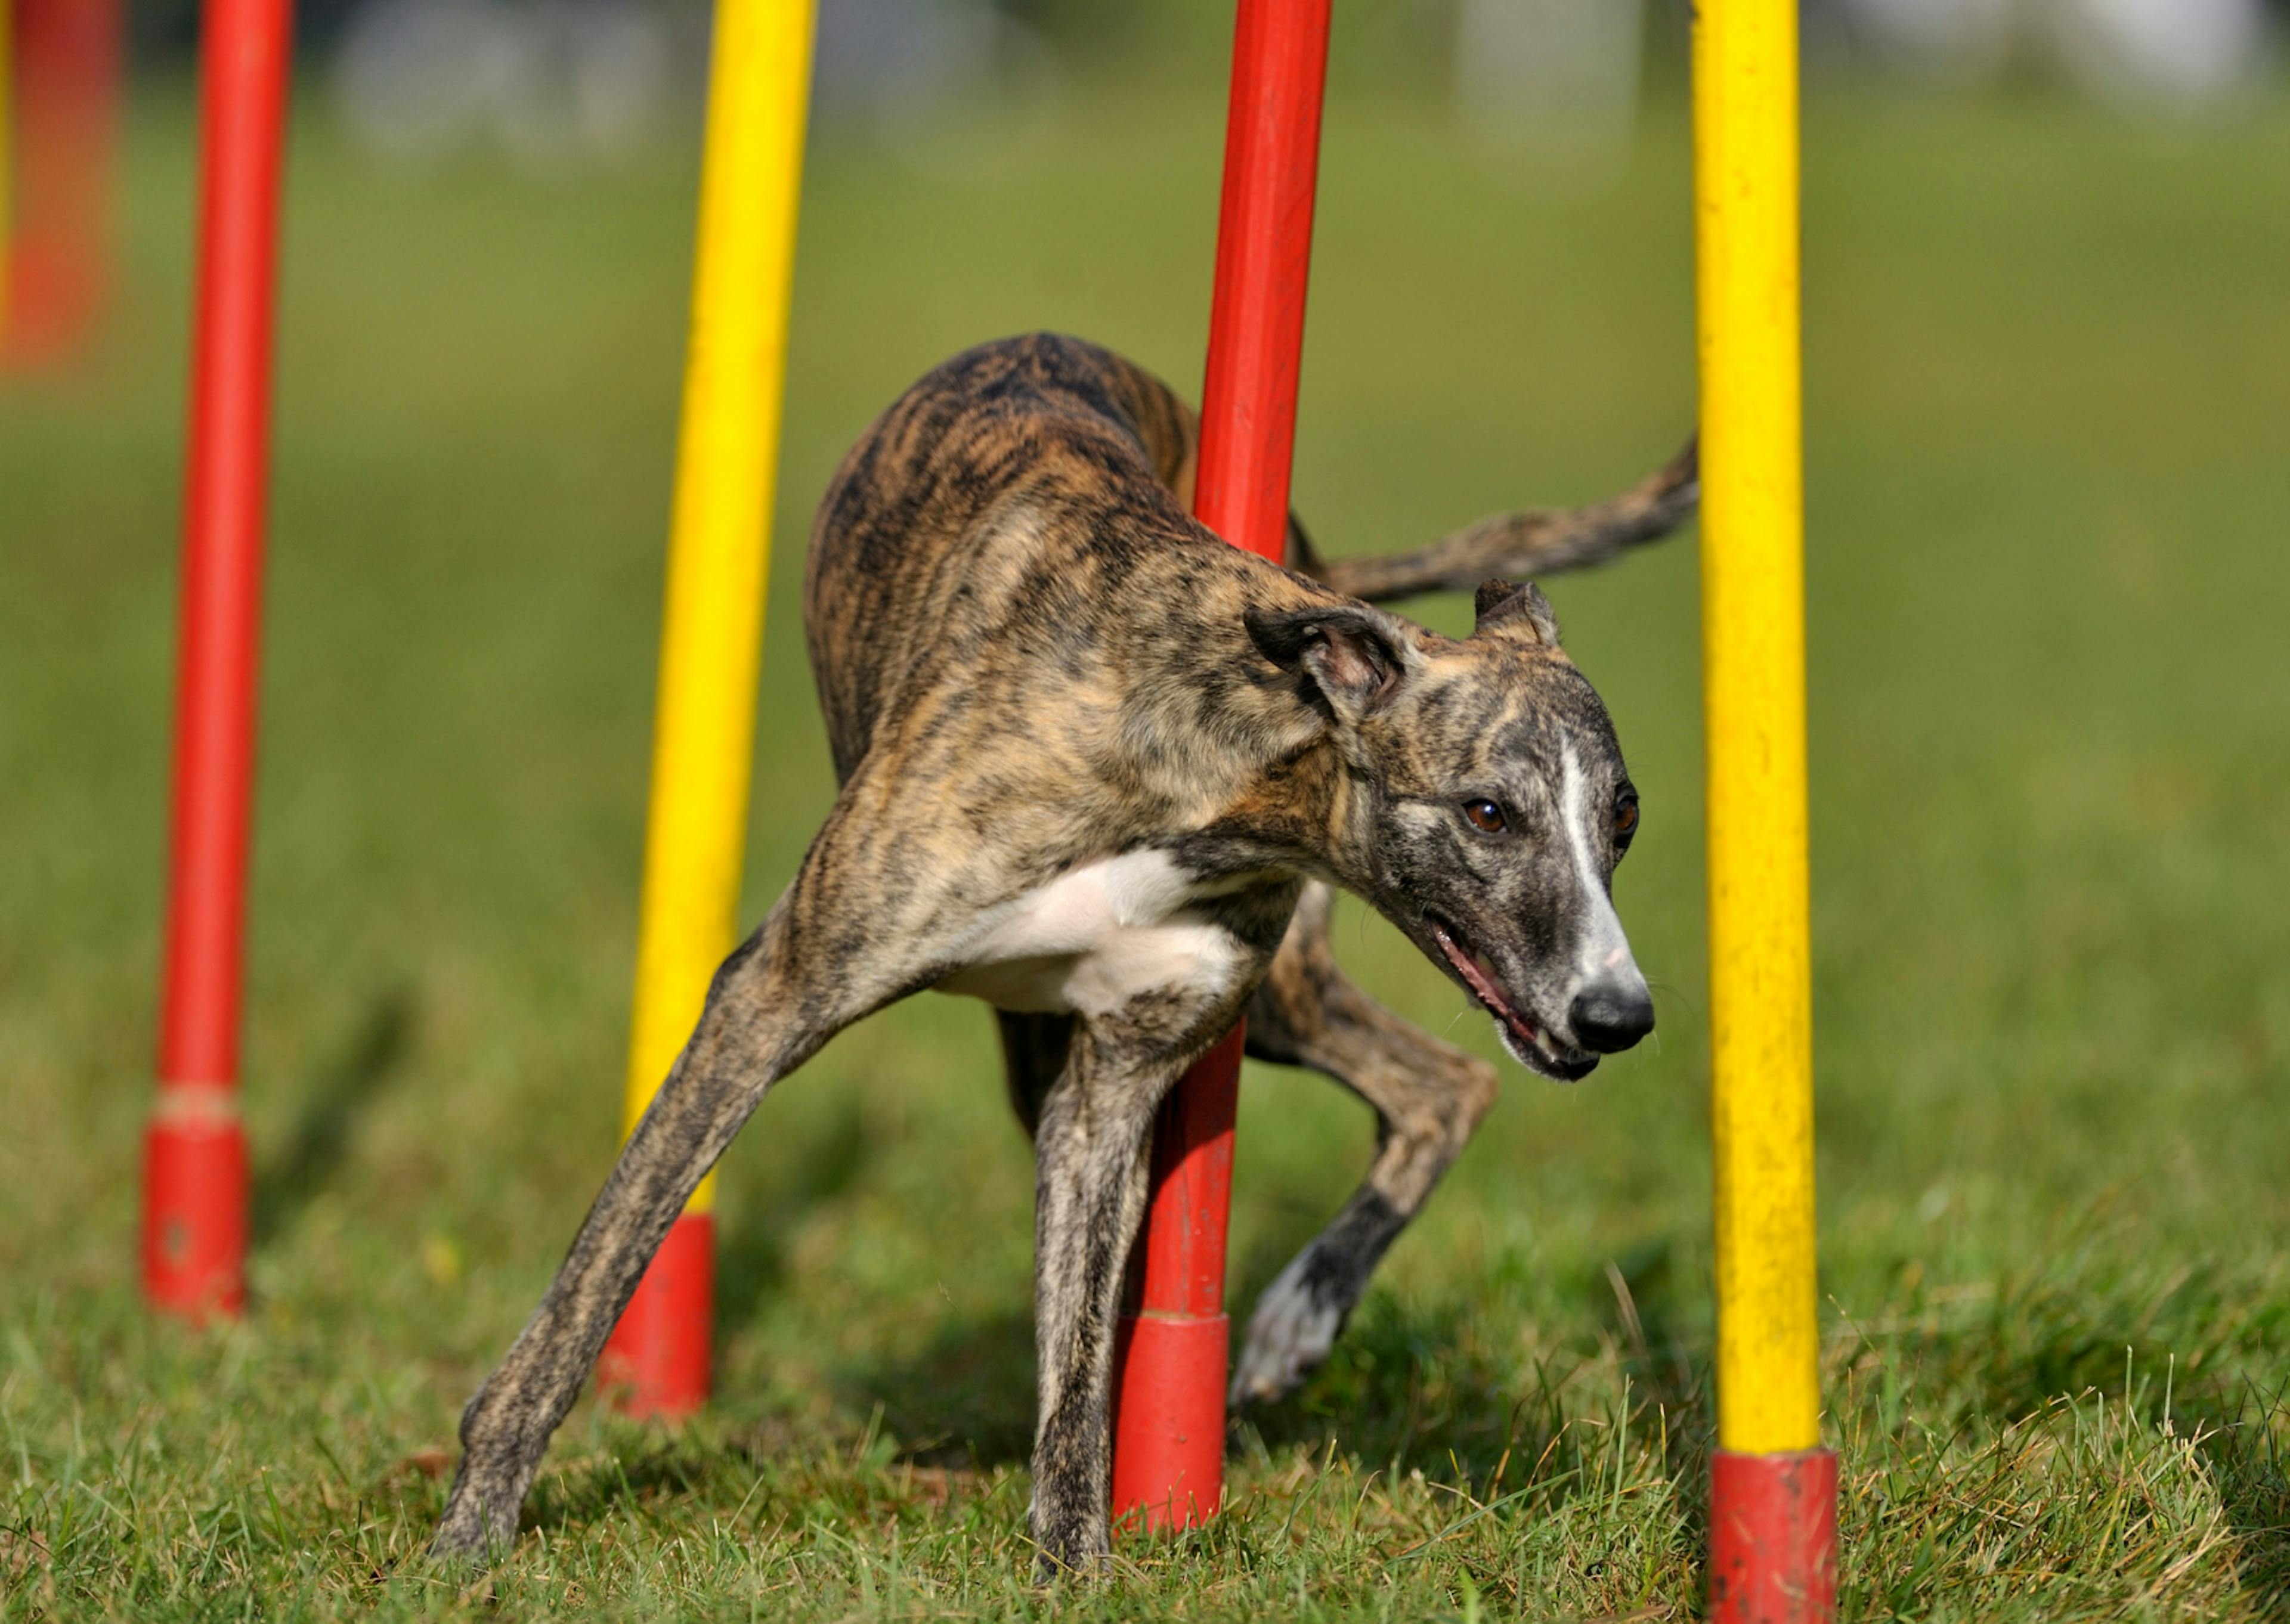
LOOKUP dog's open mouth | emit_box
[1425,916,1598,1082]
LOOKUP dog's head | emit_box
[1246,579,1652,1080]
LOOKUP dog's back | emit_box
[804,334,1208,784]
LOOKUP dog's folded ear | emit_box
[1244,603,1412,717]
[1472,578,1562,647]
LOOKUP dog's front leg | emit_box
[1026,990,1258,1577]
[1026,1031,1161,1577]
[1230,883,1499,1406]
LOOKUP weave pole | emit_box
[1109,0,1332,1531]
[1,0,12,335]
[0,0,123,368]
[595,0,816,1418]
[1694,1,1837,1618]
[143,0,293,1319]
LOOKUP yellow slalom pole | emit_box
[1694,1,1836,1618]
[597,0,816,1419]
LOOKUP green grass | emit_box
[4,62,2289,1620]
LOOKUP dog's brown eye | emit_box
[1614,792,1640,850]
[1462,799,1507,835]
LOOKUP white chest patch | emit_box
[934,850,1247,1017]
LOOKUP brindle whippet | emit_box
[431,333,1695,1572]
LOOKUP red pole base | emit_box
[141,1096,249,1319]
[598,1210,714,1418]
[1709,1447,1839,1624]
[1110,1312,1230,1530]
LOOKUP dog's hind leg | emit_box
[431,780,966,1561]
[1230,882,1500,1406]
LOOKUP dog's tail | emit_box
[1295,436,1698,605]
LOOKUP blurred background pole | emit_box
[596,0,816,1419]
[1109,0,1330,1532]
[144,0,294,1319]
[1,0,11,337]
[1693,0,1836,1619]
[0,0,123,369]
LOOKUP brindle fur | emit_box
[431,334,1691,1575]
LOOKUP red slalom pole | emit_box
[1,0,123,368]
[143,0,294,1320]
[1110,0,1330,1533]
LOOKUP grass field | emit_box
[4,57,2289,1621]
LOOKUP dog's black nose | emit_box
[1570,984,1655,1053]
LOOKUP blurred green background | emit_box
[3,6,2289,1617]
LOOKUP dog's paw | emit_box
[1032,1545,1112,1584]
[1230,1254,1342,1408]
[1030,1517,1112,1583]
[428,1472,521,1566]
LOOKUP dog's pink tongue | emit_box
[1431,923,1538,1042]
